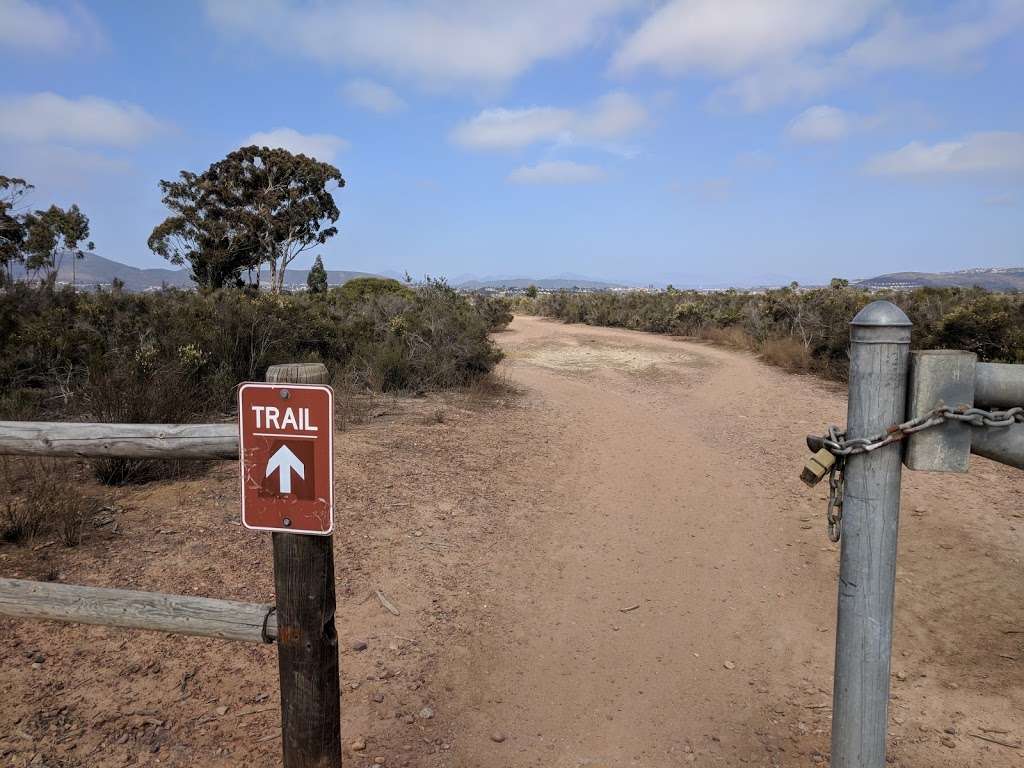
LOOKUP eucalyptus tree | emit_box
[148,169,258,290]
[149,146,345,292]
[21,204,92,286]
[0,176,32,284]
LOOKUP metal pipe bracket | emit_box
[905,352,1024,471]
[904,351,975,472]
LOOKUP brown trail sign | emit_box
[239,382,334,534]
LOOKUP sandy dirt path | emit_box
[2,315,1022,768]
[449,316,1024,767]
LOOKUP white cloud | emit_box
[614,0,1024,111]
[341,79,406,113]
[205,0,633,88]
[582,92,648,140]
[0,0,70,51]
[866,132,1024,176]
[718,61,832,112]
[613,0,882,76]
[452,92,647,150]
[452,107,574,150]
[0,144,130,190]
[787,105,851,142]
[717,0,1024,110]
[0,0,104,53]
[0,93,166,146]
[841,1,1024,74]
[785,105,880,142]
[507,161,606,185]
[244,128,350,162]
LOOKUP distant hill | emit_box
[453,271,802,291]
[855,267,1024,292]
[256,266,379,290]
[456,273,626,290]
[11,252,377,291]
[650,271,797,290]
[12,251,192,291]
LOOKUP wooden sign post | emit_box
[263,363,341,767]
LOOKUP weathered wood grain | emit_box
[0,578,275,643]
[0,422,238,460]
[265,363,331,385]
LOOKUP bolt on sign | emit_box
[238,383,334,535]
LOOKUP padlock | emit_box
[800,448,836,486]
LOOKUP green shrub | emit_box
[534,286,1024,379]
[0,281,502,481]
[471,294,514,331]
[333,276,414,304]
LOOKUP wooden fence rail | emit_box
[0,578,276,643]
[0,362,338,766]
[0,422,238,460]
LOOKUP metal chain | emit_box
[814,404,1024,458]
[826,457,845,542]
[812,403,1023,541]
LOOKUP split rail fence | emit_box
[0,362,340,768]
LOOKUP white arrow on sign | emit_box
[265,444,305,494]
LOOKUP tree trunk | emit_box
[267,256,278,294]
[274,246,291,294]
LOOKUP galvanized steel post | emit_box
[831,301,912,768]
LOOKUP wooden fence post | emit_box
[265,363,341,767]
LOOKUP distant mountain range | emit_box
[11,252,377,291]
[460,268,1024,292]
[855,267,1024,292]
[449,271,800,290]
[453,273,626,290]
[9,254,1022,293]
[12,251,194,291]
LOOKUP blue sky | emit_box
[1,0,1022,286]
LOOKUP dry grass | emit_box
[1,458,101,546]
[696,328,819,377]
[760,336,813,372]
[331,374,379,431]
[90,457,208,486]
[698,325,758,351]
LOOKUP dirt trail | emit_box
[449,316,1024,767]
[2,315,1022,767]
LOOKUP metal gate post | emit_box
[831,301,912,768]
